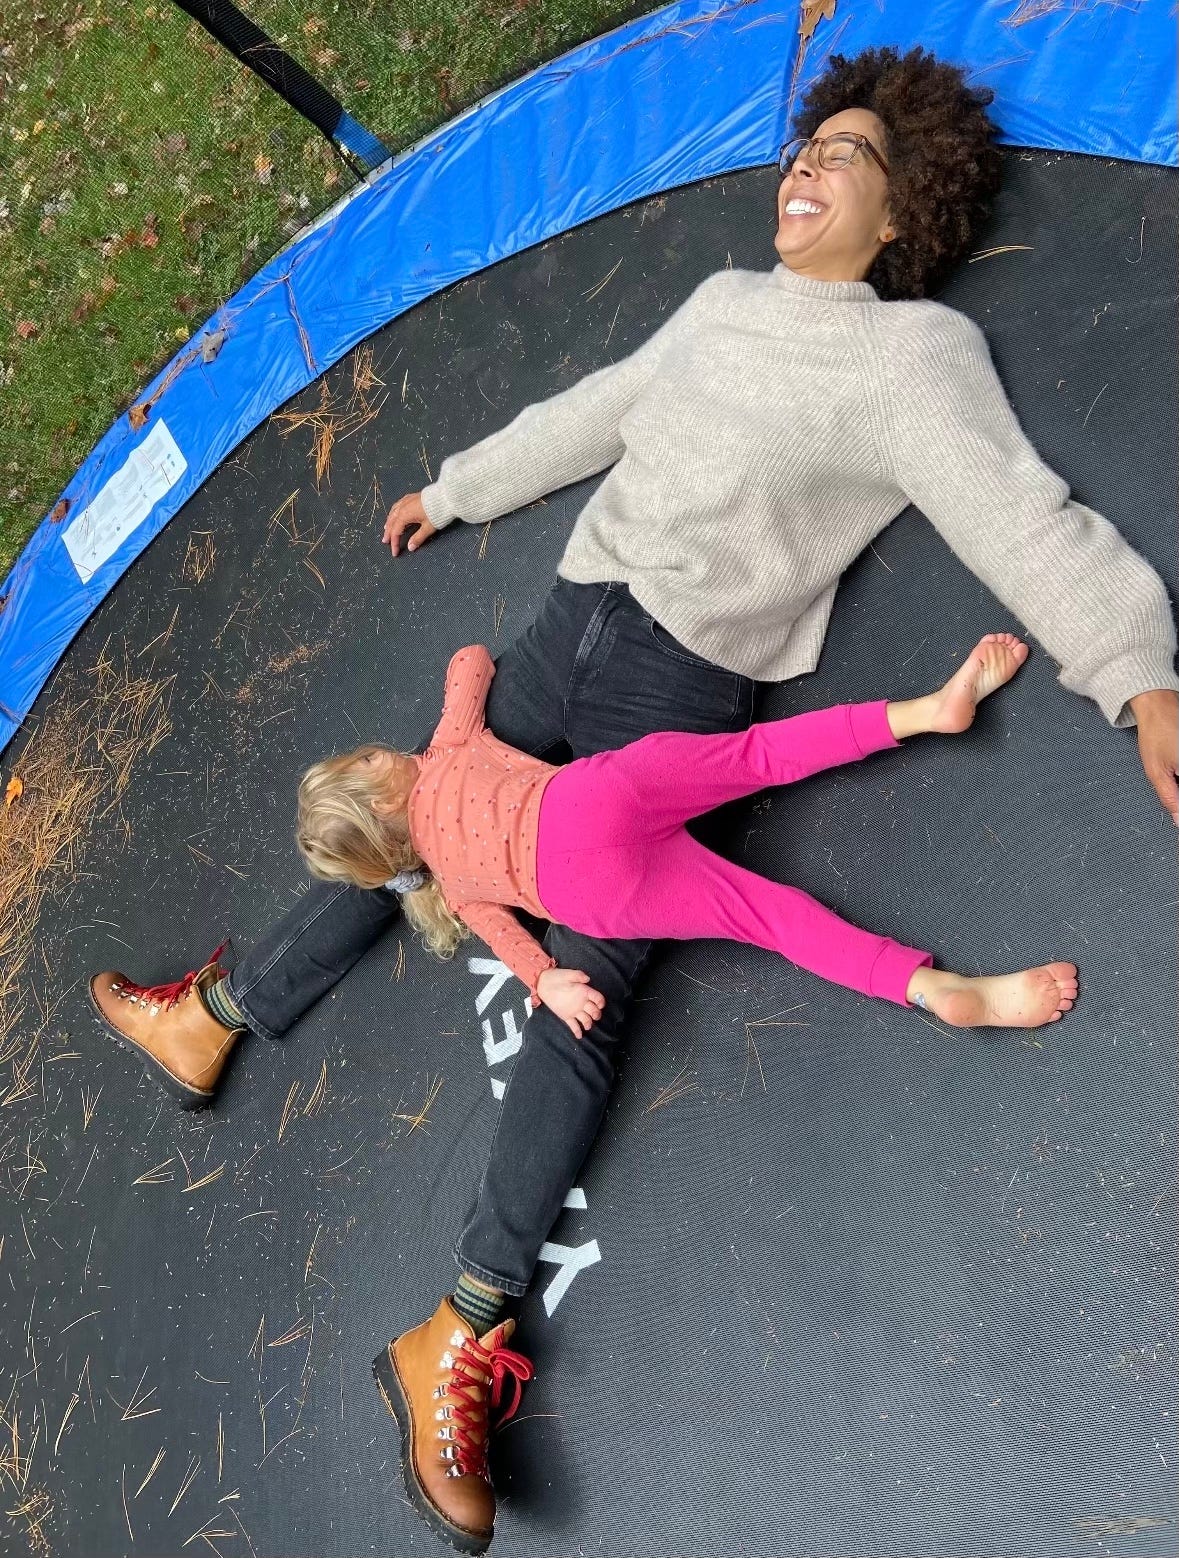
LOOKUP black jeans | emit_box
[226,579,757,1295]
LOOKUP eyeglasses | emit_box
[778,133,890,179]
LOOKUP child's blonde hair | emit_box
[295,745,468,960]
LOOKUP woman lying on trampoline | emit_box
[88,42,1179,1556]
[297,639,1078,1038]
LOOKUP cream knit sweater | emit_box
[420,263,1178,727]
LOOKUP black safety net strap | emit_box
[171,0,390,173]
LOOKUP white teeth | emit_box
[784,199,823,215]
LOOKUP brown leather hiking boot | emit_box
[89,946,243,1109]
[373,1296,533,1555]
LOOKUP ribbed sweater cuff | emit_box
[1079,649,1179,728]
[420,480,460,529]
[848,699,900,756]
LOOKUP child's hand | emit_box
[536,967,605,1039]
[382,491,438,557]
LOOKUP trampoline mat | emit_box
[3,149,1176,1558]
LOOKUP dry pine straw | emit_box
[0,645,174,1107]
[270,343,387,491]
[0,651,172,1550]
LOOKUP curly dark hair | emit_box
[791,45,1003,300]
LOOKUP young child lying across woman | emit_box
[296,634,1078,1034]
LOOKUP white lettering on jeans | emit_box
[472,959,514,1016]
[481,1007,524,1067]
[468,956,600,1315]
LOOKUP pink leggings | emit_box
[535,700,933,1008]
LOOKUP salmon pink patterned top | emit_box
[407,645,558,1002]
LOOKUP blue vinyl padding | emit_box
[2,0,1174,751]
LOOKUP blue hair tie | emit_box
[385,868,429,895]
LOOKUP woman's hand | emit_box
[382,492,438,557]
[536,967,606,1039]
[1130,689,1179,825]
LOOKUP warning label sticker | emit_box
[62,420,187,583]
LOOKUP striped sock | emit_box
[452,1273,504,1336]
[202,976,246,1031]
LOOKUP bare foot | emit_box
[909,963,1078,1028]
[929,633,1029,734]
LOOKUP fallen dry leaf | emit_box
[16,320,39,340]
[800,0,837,43]
[5,776,24,808]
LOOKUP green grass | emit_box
[0,0,652,577]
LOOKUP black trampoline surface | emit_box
[2,150,1176,1558]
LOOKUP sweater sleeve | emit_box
[418,272,722,529]
[431,645,495,748]
[454,899,556,1005]
[883,313,1179,728]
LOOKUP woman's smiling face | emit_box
[774,106,895,282]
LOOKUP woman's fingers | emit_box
[406,521,436,553]
[382,494,434,556]
[381,497,408,543]
[383,502,409,552]
[1136,703,1179,824]
[386,516,417,556]
[1148,761,1179,823]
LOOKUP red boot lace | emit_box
[118,942,228,1010]
[447,1333,534,1478]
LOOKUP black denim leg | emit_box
[456,585,758,1295]
[456,921,652,1297]
[483,578,604,762]
[225,878,403,1041]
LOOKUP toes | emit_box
[1049,1011,1062,1022]
[989,632,1027,659]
